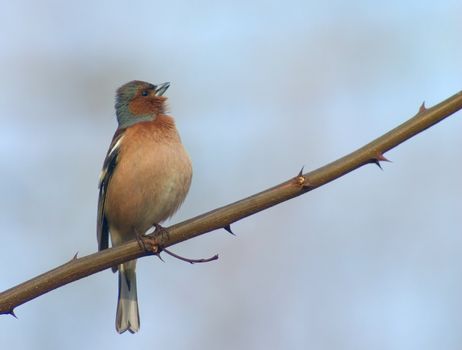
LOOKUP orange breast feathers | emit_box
[104,116,192,239]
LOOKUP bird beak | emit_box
[155,82,170,96]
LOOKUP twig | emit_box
[162,248,219,264]
[0,90,461,316]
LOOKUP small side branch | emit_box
[162,248,219,264]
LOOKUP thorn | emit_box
[67,251,79,264]
[297,166,305,177]
[419,101,427,113]
[9,309,17,319]
[370,152,391,170]
[376,152,391,163]
[373,159,383,170]
[224,224,235,235]
[156,253,165,262]
[163,248,219,264]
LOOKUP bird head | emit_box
[115,80,170,129]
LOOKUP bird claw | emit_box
[136,231,158,254]
[153,223,170,242]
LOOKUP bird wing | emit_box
[97,129,125,251]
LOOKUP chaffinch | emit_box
[97,80,192,334]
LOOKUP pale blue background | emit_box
[1,1,461,349]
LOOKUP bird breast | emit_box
[104,118,192,240]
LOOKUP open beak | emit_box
[155,82,170,96]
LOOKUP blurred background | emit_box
[1,1,461,349]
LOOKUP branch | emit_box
[1,91,462,316]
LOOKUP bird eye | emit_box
[141,90,149,96]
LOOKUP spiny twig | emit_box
[0,91,461,316]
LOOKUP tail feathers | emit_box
[116,263,140,334]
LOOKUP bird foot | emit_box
[135,231,159,254]
[152,223,170,241]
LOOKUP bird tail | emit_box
[116,261,140,334]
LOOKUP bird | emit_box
[97,80,192,334]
